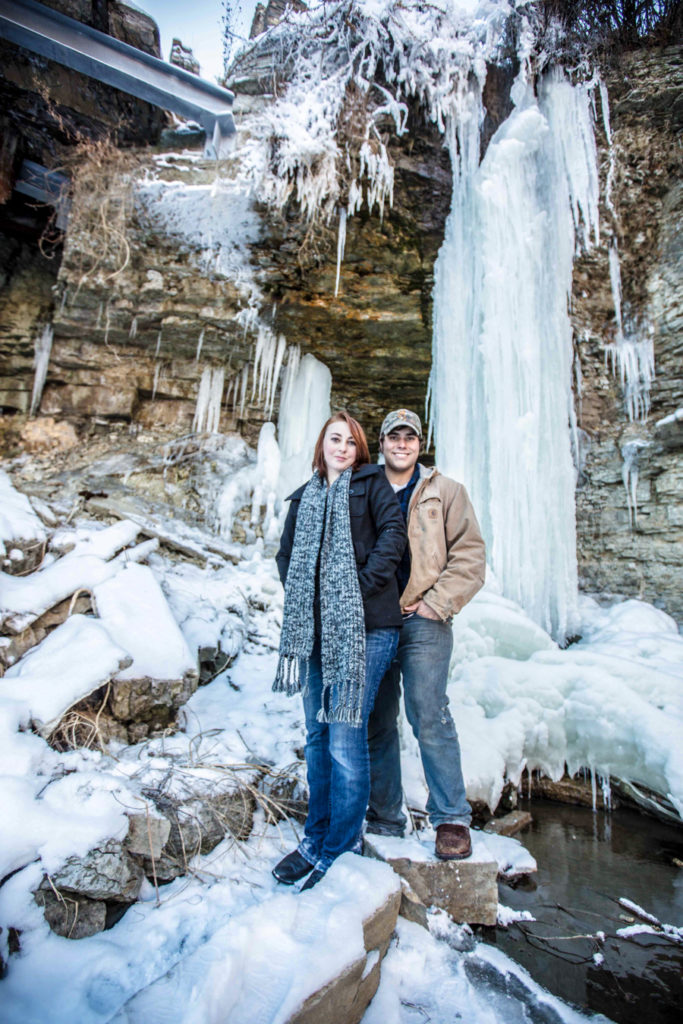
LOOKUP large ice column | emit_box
[277,350,332,499]
[430,69,600,641]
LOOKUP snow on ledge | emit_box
[2,614,131,734]
[111,853,400,1024]
[368,829,537,877]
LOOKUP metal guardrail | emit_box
[0,0,235,156]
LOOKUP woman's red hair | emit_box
[312,411,371,476]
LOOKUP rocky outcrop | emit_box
[0,0,167,417]
[572,46,682,622]
[33,766,258,937]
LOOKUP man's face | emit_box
[380,426,421,474]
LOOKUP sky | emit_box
[134,1,260,82]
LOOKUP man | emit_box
[367,409,486,859]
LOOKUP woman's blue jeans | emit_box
[298,628,398,873]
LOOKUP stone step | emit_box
[364,829,537,927]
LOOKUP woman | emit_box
[272,411,406,890]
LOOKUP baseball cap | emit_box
[380,409,422,439]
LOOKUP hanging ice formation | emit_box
[29,325,53,417]
[277,350,332,499]
[193,367,225,434]
[430,66,601,642]
[605,237,655,421]
[598,85,655,422]
[621,438,652,528]
[251,326,288,420]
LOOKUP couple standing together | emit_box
[272,409,486,890]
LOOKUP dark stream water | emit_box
[482,800,683,1024]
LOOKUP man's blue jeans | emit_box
[298,628,398,873]
[367,614,471,833]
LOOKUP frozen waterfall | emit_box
[430,69,600,641]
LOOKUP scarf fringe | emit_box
[316,703,363,728]
[272,655,301,696]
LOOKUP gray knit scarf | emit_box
[273,468,366,726]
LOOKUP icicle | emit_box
[193,367,224,434]
[195,328,205,362]
[95,302,103,329]
[334,207,347,297]
[601,773,612,811]
[207,368,224,433]
[238,365,249,420]
[590,766,597,812]
[59,289,68,314]
[29,325,53,416]
[265,335,287,420]
[599,80,616,217]
[152,362,161,401]
[605,210,654,422]
[155,330,162,357]
[609,240,624,342]
[193,367,211,433]
[129,316,138,340]
[605,241,654,421]
[250,327,289,418]
[621,439,651,528]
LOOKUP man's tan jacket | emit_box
[400,466,486,621]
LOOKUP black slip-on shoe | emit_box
[272,849,314,885]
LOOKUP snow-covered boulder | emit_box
[1,615,132,736]
[0,471,47,575]
[93,563,199,740]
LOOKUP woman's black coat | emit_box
[275,464,407,630]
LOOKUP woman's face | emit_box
[322,421,356,481]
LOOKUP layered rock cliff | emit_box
[0,10,680,621]
[572,46,682,621]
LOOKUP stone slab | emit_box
[484,810,533,836]
[365,830,537,925]
[365,833,498,926]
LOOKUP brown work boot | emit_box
[435,824,472,860]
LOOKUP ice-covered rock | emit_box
[40,837,143,903]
